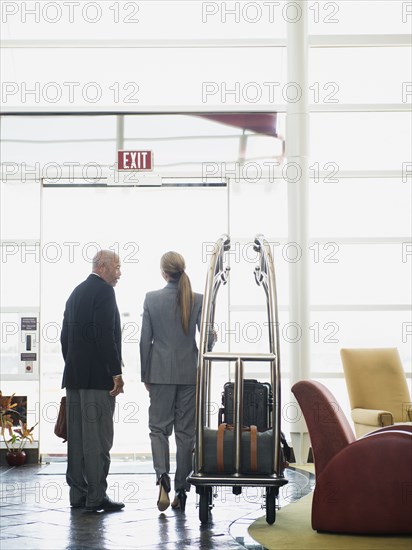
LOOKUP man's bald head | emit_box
[92,250,121,287]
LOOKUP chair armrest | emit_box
[351,407,393,427]
[363,424,412,436]
[313,430,412,534]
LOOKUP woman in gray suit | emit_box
[140,251,203,512]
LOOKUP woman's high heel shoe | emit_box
[171,490,187,512]
[157,473,171,512]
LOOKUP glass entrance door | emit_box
[40,183,228,455]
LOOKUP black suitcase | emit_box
[218,379,273,432]
[218,379,292,462]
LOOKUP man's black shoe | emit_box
[85,496,125,512]
[70,499,86,509]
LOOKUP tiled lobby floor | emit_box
[0,462,314,549]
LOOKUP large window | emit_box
[306,26,412,417]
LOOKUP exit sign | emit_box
[118,150,153,171]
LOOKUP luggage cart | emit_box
[188,234,288,525]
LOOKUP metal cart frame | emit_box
[188,234,288,524]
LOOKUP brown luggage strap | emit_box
[217,423,258,473]
[250,425,257,472]
[217,422,227,472]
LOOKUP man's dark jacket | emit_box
[61,274,122,390]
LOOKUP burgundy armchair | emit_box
[291,380,412,534]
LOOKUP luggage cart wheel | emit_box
[199,487,213,524]
[265,487,278,525]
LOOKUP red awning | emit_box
[196,113,277,137]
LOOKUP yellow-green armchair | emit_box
[340,347,412,437]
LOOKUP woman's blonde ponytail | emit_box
[160,251,194,335]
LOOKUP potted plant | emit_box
[0,392,38,466]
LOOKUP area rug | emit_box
[248,492,412,550]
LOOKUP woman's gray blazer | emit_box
[140,280,203,385]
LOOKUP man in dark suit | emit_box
[61,250,125,512]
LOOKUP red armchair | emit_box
[291,380,412,534]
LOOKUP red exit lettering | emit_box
[118,150,153,171]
